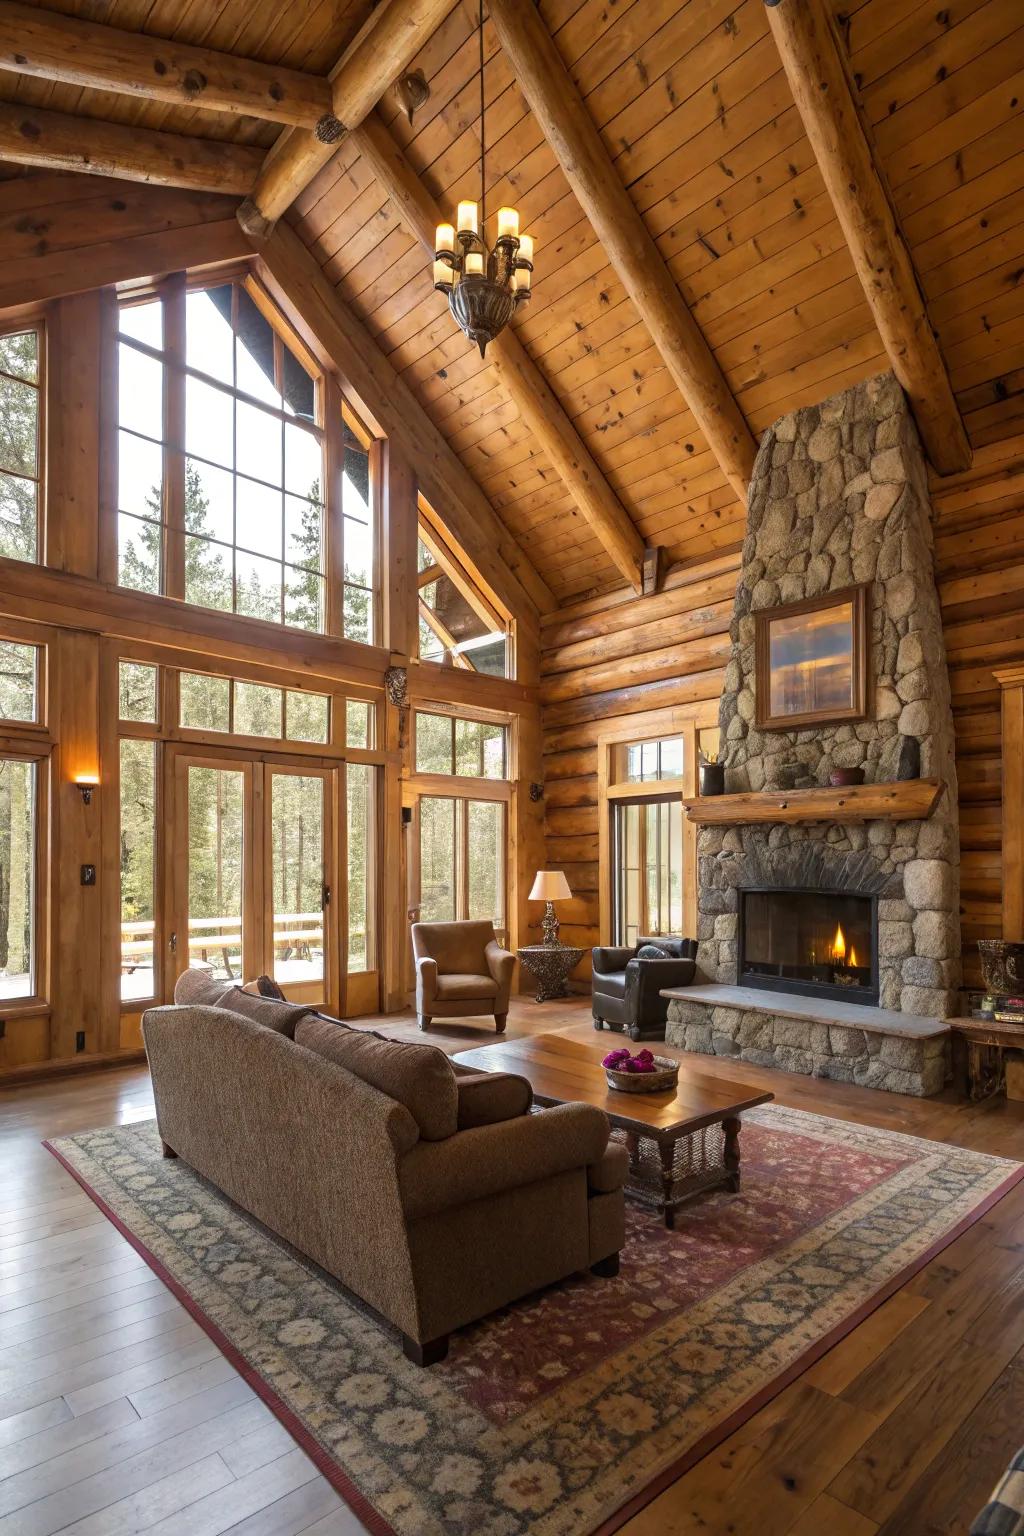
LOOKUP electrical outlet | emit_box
[80,864,96,886]
[75,1031,85,1052]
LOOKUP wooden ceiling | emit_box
[1,0,1022,606]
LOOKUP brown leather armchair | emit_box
[412,919,515,1033]
[592,936,697,1041]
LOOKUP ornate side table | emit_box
[517,944,584,1003]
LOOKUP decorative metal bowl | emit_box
[605,1056,680,1094]
[978,939,1024,995]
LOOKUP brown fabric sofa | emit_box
[142,982,626,1365]
[411,918,515,1033]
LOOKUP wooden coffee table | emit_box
[454,1033,774,1228]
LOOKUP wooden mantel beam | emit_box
[487,0,757,504]
[238,0,457,241]
[352,111,646,592]
[764,0,971,475]
[0,101,262,193]
[255,224,554,623]
[0,2,332,130]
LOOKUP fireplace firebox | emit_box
[737,888,878,1006]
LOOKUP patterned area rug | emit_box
[47,1107,1022,1536]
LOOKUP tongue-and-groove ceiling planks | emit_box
[0,0,1022,603]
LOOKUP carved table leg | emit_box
[625,1131,641,1173]
[723,1116,741,1192]
[659,1139,676,1229]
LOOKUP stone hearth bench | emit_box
[661,984,949,1096]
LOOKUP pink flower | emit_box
[602,1048,630,1068]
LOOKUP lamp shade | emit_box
[529,869,572,902]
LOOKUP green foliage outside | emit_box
[0,331,39,564]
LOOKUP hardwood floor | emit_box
[2,996,1024,1535]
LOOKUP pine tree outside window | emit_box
[0,327,42,565]
[114,277,377,643]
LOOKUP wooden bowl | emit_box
[605,1056,680,1094]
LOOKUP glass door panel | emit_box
[419,796,457,922]
[268,770,327,1004]
[185,763,247,982]
[612,796,683,944]
[466,799,506,940]
[346,763,375,974]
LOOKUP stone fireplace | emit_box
[665,372,959,1095]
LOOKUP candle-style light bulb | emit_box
[457,200,478,235]
[514,263,532,292]
[433,259,454,288]
[517,233,534,266]
[435,222,455,254]
[464,251,485,276]
[497,206,519,240]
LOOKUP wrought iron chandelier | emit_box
[432,0,535,356]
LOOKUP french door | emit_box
[167,747,376,1015]
[405,790,508,987]
[610,795,684,947]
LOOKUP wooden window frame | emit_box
[0,315,45,568]
[412,706,510,780]
[417,494,513,678]
[107,273,381,646]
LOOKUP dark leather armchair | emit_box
[591,936,698,1042]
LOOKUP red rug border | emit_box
[43,1134,1024,1536]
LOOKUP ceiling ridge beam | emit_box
[254,223,554,624]
[351,111,646,593]
[0,2,333,129]
[238,0,458,242]
[764,0,970,475]
[487,0,757,505]
[0,101,262,193]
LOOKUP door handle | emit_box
[407,907,420,920]
[169,931,178,954]
[322,884,331,907]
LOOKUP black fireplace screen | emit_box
[738,888,878,1006]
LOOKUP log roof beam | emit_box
[0,2,333,130]
[487,0,757,506]
[0,101,262,193]
[352,111,646,592]
[255,223,554,626]
[238,0,458,242]
[764,0,970,475]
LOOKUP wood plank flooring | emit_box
[2,996,1024,1535]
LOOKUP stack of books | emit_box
[971,994,1024,1024]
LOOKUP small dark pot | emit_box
[829,766,865,787]
[699,761,725,796]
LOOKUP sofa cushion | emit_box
[294,1016,458,1141]
[451,1064,532,1128]
[435,972,499,1001]
[172,969,312,1037]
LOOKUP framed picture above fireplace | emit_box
[755,583,870,730]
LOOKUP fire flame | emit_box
[831,922,846,963]
[849,945,859,968]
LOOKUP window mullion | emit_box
[323,374,345,638]
[162,274,187,601]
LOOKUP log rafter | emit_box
[0,2,333,129]
[0,101,263,194]
[763,0,971,475]
[238,0,459,241]
[352,111,646,592]
[487,0,757,506]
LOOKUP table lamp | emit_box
[529,869,572,948]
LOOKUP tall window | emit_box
[417,506,511,677]
[612,799,683,946]
[116,280,376,641]
[0,759,37,999]
[120,739,157,1001]
[0,328,41,564]
[414,710,507,778]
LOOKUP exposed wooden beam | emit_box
[0,2,332,129]
[255,223,554,624]
[487,0,757,505]
[238,0,457,241]
[352,111,646,591]
[763,0,970,475]
[0,101,262,193]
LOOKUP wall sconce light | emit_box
[75,776,99,805]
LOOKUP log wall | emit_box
[542,436,1024,994]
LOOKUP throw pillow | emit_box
[636,943,672,959]
[216,987,314,1038]
[294,1016,458,1140]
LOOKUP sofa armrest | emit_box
[626,956,696,1009]
[593,945,634,976]
[398,1101,610,1220]
[588,1141,629,1194]
[484,939,516,1010]
[415,955,438,1009]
